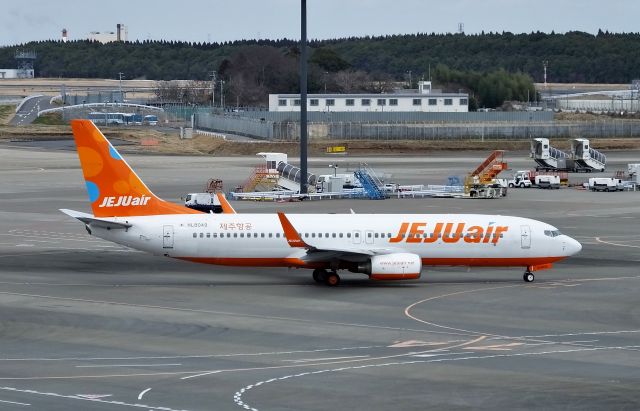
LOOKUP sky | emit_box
[1,0,639,46]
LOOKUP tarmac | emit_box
[0,141,639,410]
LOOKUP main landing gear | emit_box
[523,271,535,283]
[312,269,341,286]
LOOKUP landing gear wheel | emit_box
[324,271,340,286]
[312,269,326,284]
[523,272,535,283]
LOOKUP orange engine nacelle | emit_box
[356,253,422,280]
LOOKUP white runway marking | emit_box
[0,399,30,406]
[76,363,182,368]
[233,344,640,411]
[137,388,151,400]
[595,237,640,248]
[283,355,370,363]
[0,386,188,410]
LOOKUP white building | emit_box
[269,81,469,113]
[0,69,34,79]
[88,24,128,43]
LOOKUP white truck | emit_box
[184,193,223,212]
[535,175,561,189]
[508,171,532,188]
[588,178,623,192]
[316,173,359,193]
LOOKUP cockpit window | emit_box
[544,229,562,237]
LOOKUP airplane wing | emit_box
[60,209,132,230]
[277,212,402,260]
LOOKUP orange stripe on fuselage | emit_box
[175,256,566,269]
[176,257,320,268]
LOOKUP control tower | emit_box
[15,50,36,78]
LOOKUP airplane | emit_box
[61,120,582,286]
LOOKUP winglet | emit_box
[277,212,309,248]
[216,192,236,214]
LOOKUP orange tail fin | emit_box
[71,119,198,217]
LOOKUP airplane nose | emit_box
[567,237,582,256]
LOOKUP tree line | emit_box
[0,31,637,108]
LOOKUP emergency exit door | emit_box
[163,225,174,249]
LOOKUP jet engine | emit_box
[354,253,422,280]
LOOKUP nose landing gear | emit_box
[523,271,535,283]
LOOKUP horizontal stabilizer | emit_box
[60,209,132,230]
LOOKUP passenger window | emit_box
[339,233,343,238]
[332,233,336,238]
[261,233,265,238]
[227,233,231,238]
[240,233,244,238]
[193,233,197,238]
[254,233,258,238]
[233,233,237,238]
[276,233,280,238]
[312,233,316,238]
[199,233,204,238]
[213,233,217,238]
[367,233,372,238]
[305,233,309,238]
[374,233,379,238]
[325,233,329,238]
[347,233,351,238]
[269,233,273,238]
[355,233,360,238]
[206,233,210,238]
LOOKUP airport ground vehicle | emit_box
[508,171,532,188]
[143,115,158,125]
[184,193,222,213]
[535,175,561,189]
[588,177,624,192]
[61,120,582,286]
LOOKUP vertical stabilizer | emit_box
[71,119,198,217]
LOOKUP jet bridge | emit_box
[530,138,572,171]
[571,138,606,172]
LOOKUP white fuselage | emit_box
[90,213,581,269]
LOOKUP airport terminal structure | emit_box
[269,81,469,112]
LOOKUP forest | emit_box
[0,31,637,108]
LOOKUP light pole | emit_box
[407,70,412,88]
[118,72,124,101]
[219,79,225,109]
[210,71,217,108]
[299,0,308,194]
[324,71,328,93]
[329,164,338,176]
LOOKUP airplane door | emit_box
[352,230,362,244]
[520,225,531,249]
[365,230,374,244]
[163,225,174,249]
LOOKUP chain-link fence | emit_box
[195,113,640,141]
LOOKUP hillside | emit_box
[1,31,638,83]
[1,31,637,108]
